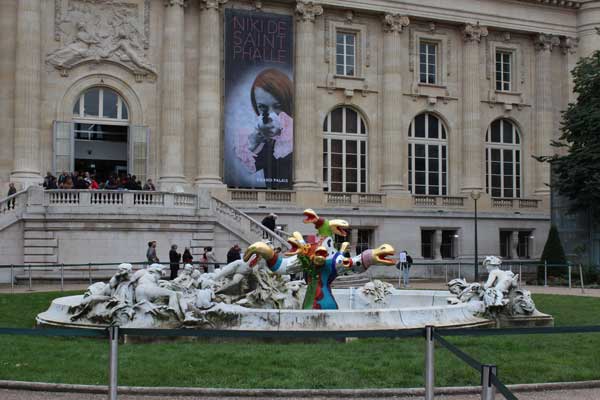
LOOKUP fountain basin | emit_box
[36,289,493,331]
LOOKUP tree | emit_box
[540,224,567,265]
[536,51,600,219]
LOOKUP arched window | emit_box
[322,107,368,193]
[408,113,448,195]
[73,87,129,121]
[485,119,521,198]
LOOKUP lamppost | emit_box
[470,191,481,281]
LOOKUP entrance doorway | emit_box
[54,86,149,186]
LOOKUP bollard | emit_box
[519,264,522,287]
[458,262,461,279]
[579,264,585,294]
[445,264,448,283]
[424,326,435,400]
[60,264,64,292]
[568,265,572,289]
[88,263,92,285]
[544,260,548,287]
[481,365,497,400]
[28,265,32,291]
[108,326,119,400]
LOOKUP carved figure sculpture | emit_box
[244,209,395,309]
[46,22,101,68]
[447,256,537,317]
[133,264,185,319]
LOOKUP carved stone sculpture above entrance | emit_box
[48,0,156,80]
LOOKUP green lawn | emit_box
[0,292,599,388]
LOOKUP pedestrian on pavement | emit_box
[396,250,412,288]
[227,244,242,264]
[146,240,159,264]
[261,213,277,239]
[200,246,217,272]
[182,247,193,266]
[169,244,181,280]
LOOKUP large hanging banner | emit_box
[224,9,294,189]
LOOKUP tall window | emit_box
[419,41,438,84]
[486,119,521,198]
[336,31,356,77]
[408,113,448,196]
[323,107,368,193]
[495,50,512,91]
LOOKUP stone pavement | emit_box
[2,388,600,399]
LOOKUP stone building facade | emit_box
[0,0,599,269]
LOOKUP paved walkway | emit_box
[1,388,600,399]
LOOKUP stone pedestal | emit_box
[158,0,187,192]
[460,23,487,194]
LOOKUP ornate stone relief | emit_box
[560,36,578,55]
[49,0,155,81]
[533,33,560,52]
[382,14,410,34]
[462,22,488,42]
[201,0,228,10]
[295,1,323,23]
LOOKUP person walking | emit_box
[182,247,193,266]
[200,246,217,272]
[146,241,159,264]
[226,244,242,264]
[396,250,412,288]
[7,183,17,209]
[261,213,277,239]
[169,244,181,280]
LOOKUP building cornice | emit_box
[514,0,581,9]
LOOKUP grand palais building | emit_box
[0,0,599,277]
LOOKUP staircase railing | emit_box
[211,197,290,250]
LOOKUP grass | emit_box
[0,291,599,388]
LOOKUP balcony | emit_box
[413,195,465,208]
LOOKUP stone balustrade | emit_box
[492,198,541,209]
[413,195,466,208]
[326,192,386,206]
[229,189,295,204]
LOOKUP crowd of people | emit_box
[42,171,157,191]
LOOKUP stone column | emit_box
[460,23,487,194]
[196,0,227,188]
[380,14,410,194]
[577,0,600,58]
[510,231,519,260]
[293,1,322,190]
[11,0,42,188]
[533,34,559,196]
[433,229,442,260]
[159,0,187,192]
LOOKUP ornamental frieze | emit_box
[48,0,156,81]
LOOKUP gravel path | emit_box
[2,387,600,399]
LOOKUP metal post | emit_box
[481,365,497,400]
[28,265,32,291]
[579,264,585,294]
[108,326,119,400]
[474,196,479,282]
[458,261,461,279]
[60,264,64,292]
[519,264,522,287]
[425,326,435,400]
[568,264,572,289]
[544,260,548,287]
[10,264,14,292]
[445,264,448,283]
[88,263,92,285]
